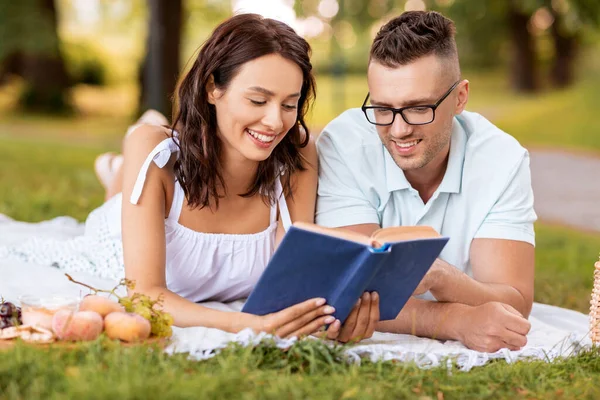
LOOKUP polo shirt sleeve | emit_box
[474,153,537,245]
[315,132,380,228]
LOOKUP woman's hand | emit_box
[320,292,380,343]
[244,298,336,338]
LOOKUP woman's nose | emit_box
[263,104,284,133]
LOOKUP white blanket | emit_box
[0,215,592,371]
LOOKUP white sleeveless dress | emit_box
[0,136,292,303]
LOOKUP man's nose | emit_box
[263,104,284,133]
[389,113,413,138]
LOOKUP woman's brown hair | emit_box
[171,13,315,209]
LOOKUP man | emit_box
[316,11,536,352]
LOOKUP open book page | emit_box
[292,222,440,248]
[292,221,374,246]
[371,226,440,244]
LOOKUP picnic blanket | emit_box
[0,214,593,371]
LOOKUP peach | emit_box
[79,295,124,317]
[52,310,104,341]
[104,312,151,342]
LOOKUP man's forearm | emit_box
[376,297,468,340]
[429,259,532,317]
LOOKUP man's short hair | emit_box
[370,11,458,71]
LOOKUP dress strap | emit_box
[129,137,180,204]
[166,180,185,222]
[275,176,292,232]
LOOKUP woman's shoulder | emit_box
[123,124,174,155]
[297,129,318,170]
[121,124,178,185]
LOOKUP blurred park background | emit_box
[0,0,598,220]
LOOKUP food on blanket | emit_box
[79,295,124,317]
[19,295,79,331]
[0,301,22,328]
[104,312,151,342]
[51,310,104,341]
[65,273,173,338]
[0,324,54,343]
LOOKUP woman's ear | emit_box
[206,75,218,105]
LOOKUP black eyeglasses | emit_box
[361,80,461,126]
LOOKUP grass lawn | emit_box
[1,70,600,398]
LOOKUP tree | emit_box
[0,0,72,112]
[507,0,538,92]
[544,0,600,87]
[138,0,183,120]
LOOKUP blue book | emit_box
[242,222,449,323]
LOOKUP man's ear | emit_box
[206,75,218,105]
[455,79,469,114]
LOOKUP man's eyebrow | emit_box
[370,97,436,107]
[248,86,301,99]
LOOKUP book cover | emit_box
[242,225,449,324]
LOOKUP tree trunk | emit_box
[139,0,182,121]
[19,0,72,112]
[549,11,578,88]
[507,2,538,92]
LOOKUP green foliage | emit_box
[19,84,72,115]
[62,41,107,86]
[430,0,509,69]
[0,0,60,60]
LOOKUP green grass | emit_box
[0,135,108,221]
[1,328,600,399]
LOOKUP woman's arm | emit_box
[120,126,231,328]
[120,127,333,335]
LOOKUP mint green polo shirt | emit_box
[316,110,537,277]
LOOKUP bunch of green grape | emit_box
[119,293,174,338]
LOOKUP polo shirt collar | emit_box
[383,117,467,194]
[384,146,411,192]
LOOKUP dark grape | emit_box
[0,302,17,317]
[0,302,21,327]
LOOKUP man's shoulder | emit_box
[317,108,382,152]
[460,111,528,166]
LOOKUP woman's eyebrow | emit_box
[248,86,301,99]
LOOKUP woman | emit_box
[4,14,378,341]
